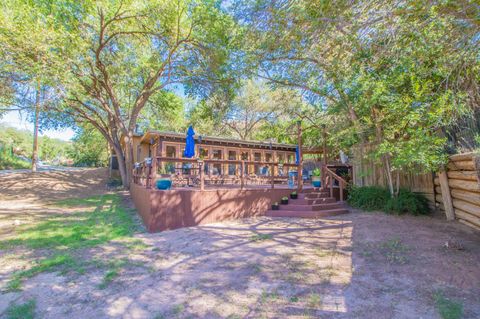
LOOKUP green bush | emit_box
[385,189,430,215]
[348,186,430,215]
[347,186,390,211]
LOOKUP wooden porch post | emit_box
[339,180,344,202]
[271,162,275,189]
[297,120,303,192]
[199,160,205,191]
[322,125,327,188]
[241,161,245,189]
[151,141,157,182]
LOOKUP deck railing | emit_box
[322,165,350,202]
[133,156,301,190]
[133,157,352,198]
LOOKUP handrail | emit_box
[323,165,349,202]
[324,166,348,186]
[154,156,299,167]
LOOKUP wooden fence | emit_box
[351,145,480,231]
[350,144,436,207]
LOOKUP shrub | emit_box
[348,186,430,215]
[385,189,430,215]
[347,186,390,211]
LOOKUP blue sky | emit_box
[0,111,75,141]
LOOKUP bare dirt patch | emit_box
[1,170,479,318]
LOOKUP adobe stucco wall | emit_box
[130,184,292,232]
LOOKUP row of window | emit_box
[162,144,295,176]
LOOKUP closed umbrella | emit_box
[184,125,195,158]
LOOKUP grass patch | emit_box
[434,292,463,319]
[380,238,409,264]
[1,194,142,290]
[7,254,77,291]
[5,299,36,319]
[260,289,279,304]
[250,233,273,242]
[99,269,120,289]
[1,194,137,250]
[97,258,132,289]
[172,303,185,315]
[289,296,299,302]
[307,293,322,309]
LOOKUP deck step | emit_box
[279,202,343,211]
[265,208,349,218]
[288,197,336,205]
[298,192,330,199]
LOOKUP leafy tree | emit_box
[231,0,479,196]
[138,91,187,133]
[0,0,70,170]
[1,0,238,187]
[68,125,109,167]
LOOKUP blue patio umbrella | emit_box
[184,125,195,158]
[295,145,300,165]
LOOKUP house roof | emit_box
[139,130,297,151]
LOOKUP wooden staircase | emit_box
[265,188,349,218]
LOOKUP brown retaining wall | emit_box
[130,183,293,232]
[434,152,480,231]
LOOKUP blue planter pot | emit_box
[312,180,321,188]
[156,179,172,190]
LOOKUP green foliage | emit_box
[348,186,430,215]
[1,194,140,290]
[347,186,391,211]
[312,168,321,177]
[138,91,187,133]
[0,124,70,167]
[67,125,108,167]
[250,233,273,242]
[0,145,30,170]
[434,291,463,319]
[233,0,479,172]
[0,124,34,157]
[385,189,430,215]
[5,299,36,319]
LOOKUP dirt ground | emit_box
[1,169,480,318]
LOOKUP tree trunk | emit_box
[123,131,135,189]
[384,155,395,197]
[31,83,40,172]
[111,142,128,188]
[395,169,400,197]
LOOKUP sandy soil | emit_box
[1,169,480,318]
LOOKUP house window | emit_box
[165,145,176,173]
[287,153,294,163]
[199,147,209,173]
[277,153,285,176]
[212,149,223,175]
[241,151,249,174]
[265,152,272,162]
[228,150,237,175]
[166,146,176,158]
[254,152,262,175]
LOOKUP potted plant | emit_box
[312,168,321,188]
[290,191,298,199]
[281,196,289,205]
[156,178,172,190]
[271,202,280,210]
